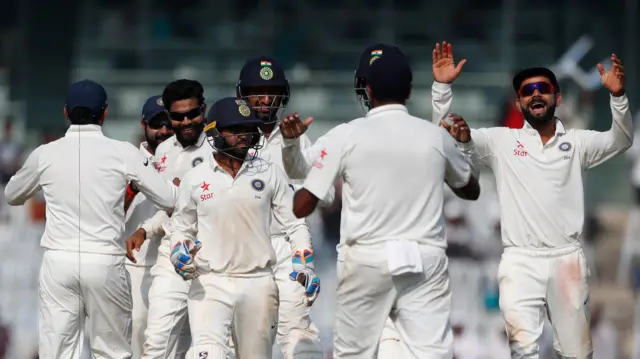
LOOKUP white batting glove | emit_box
[289,249,321,306]
[170,239,202,280]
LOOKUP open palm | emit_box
[598,54,625,96]
[432,41,467,84]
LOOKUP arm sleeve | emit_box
[169,175,198,248]
[575,94,634,170]
[281,125,346,179]
[431,81,453,125]
[302,133,349,201]
[271,166,313,253]
[123,144,177,210]
[141,210,170,239]
[296,134,336,204]
[4,145,44,205]
[441,132,472,188]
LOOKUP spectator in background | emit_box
[591,304,618,359]
[0,322,9,359]
[0,119,22,184]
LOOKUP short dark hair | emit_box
[162,79,205,110]
[68,107,104,125]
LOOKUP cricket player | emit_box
[430,42,633,359]
[278,44,420,358]
[123,95,174,358]
[127,79,213,359]
[4,80,178,359]
[236,56,324,359]
[289,47,480,358]
[169,97,319,359]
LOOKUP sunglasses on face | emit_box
[518,82,555,97]
[147,119,172,130]
[168,107,203,122]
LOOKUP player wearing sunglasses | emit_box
[431,42,633,359]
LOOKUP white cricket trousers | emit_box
[336,258,406,359]
[186,270,279,359]
[499,243,592,359]
[271,235,323,359]
[126,265,153,359]
[39,249,132,359]
[334,244,453,359]
[142,250,191,359]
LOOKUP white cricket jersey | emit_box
[302,104,472,248]
[431,81,634,248]
[259,126,312,237]
[4,125,177,255]
[124,142,162,266]
[628,126,640,188]
[140,132,213,254]
[170,153,313,274]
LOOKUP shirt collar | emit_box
[209,152,255,174]
[522,118,566,136]
[366,104,408,118]
[65,124,103,136]
[139,142,154,157]
[172,131,207,149]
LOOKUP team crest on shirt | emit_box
[192,156,204,167]
[558,142,572,152]
[251,179,266,192]
[198,352,208,359]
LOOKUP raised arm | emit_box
[5,145,44,206]
[576,54,633,169]
[431,41,467,125]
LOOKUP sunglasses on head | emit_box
[168,106,203,122]
[518,82,555,97]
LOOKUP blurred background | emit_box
[0,0,640,358]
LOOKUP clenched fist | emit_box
[440,113,471,143]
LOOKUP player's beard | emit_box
[175,121,204,147]
[146,132,171,153]
[520,97,556,126]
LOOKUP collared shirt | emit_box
[431,81,634,248]
[170,153,313,274]
[140,132,213,253]
[124,142,162,266]
[302,104,471,248]
[258,126,333,239]
[4,125,177,255]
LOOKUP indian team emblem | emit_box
[558,142,572,152]
[260,61,274,80]
[370,49,383,65]
[156,98,163,106]
[191,156,204,167]
[238,104,251,117]
[251,179,266,192]
[198,352,208,359]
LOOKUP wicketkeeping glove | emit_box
[170,239,202,280]
[289,249,321,306]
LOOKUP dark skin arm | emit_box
[293,189,320,218]
[446,175,480,201]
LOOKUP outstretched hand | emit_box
[432,41,467,84]
[597,54,625,97]
[279,113,314,139]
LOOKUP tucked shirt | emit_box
[302,104,471,248]
[4,125,177,255]
[431,81,634,248]
[170,153,313,274]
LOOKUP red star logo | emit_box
[161,155,167,164]
[320,149,327,159]
[201,181,210,192]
